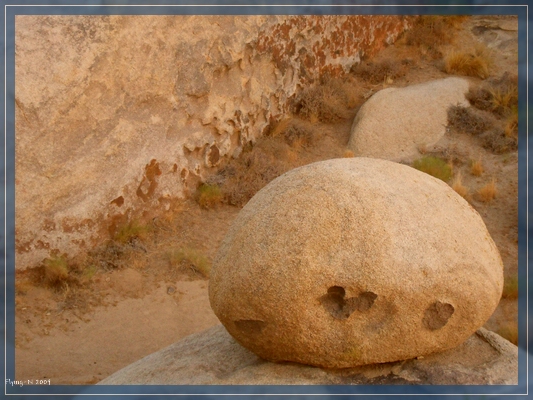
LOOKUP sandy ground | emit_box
[14,15,519,385]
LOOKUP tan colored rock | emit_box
[15,15,410,270]
[347,77,470,161]
[209,158,503,368]
[98,324,518,385]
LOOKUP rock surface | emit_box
[98,324,518,385]
[347,77,470,161]
[209,158,503,368]
[15,15,410,270]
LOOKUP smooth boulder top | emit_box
[98,324,518,385]
[347,77,470,161]
[209,157,503,368]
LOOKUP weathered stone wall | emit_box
[15,15,411,270]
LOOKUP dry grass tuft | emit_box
[351,59,406,84]
[403,15,468,57]
[216,137,292,207]
[412,156,452,182]
[196,183,223,209]
[444,45,492,79]
[467,72,518,117]
[113,220,151,244]
[466,86,493,111]
[481,128,518,154]
[476,178,497,202]
[167,246,211,278]
[470,158,484,176]
[294,77,358,123]
[450,172,470,200]
[489,85,518,116]
[504,110,518,139]
[43,254,70,286]
[269,117,316,149]
[447,105,493,135]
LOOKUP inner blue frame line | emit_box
[3,2,530,398]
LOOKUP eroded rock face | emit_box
[347,77,470,161]
[209,158,503,368]
[98,325,518,385]
[15,15,410,269]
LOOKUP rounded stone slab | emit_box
[209,158,503,368]
[98,325,518,385]
[347,77,470,161]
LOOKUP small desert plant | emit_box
[218,138,292,207]
[501,274,518,299]
[481,128,518,154]
[489,87,518,115]
[269,118,316,148]
[504,110,518,139]
[497,325,518,346]
[447,105,492,136]
[444,45,492,79]
[476,178,497,202]
[467,73,518,117]
[82,264,97,280]
[168,246,211,278]
[466,86,493,111]
[470,158,484,176]
[196,183,223,209]
[351,59,406,84]
[404,15,467,57]
[450,172,470,200]
[113,220,150,244]
[294,78,354,123]
[412,156,452,182]
[43,254,69,285]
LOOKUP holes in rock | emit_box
[423,301,455,330]
[208,145,220,165]
[136,159,162,202]
[111,196,124,207]
[320,286,377,320]
[234,319,267,334]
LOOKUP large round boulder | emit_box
[209,158,503,368]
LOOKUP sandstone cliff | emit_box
[15,15,410,269]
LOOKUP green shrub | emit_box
[113,220,150,244]
[196,183,223,209]
[412,156,452,182]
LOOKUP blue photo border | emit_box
[1,1,530,398]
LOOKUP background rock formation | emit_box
[15,15,410,270]
[347,77,470,160]
[98,324,518,385]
